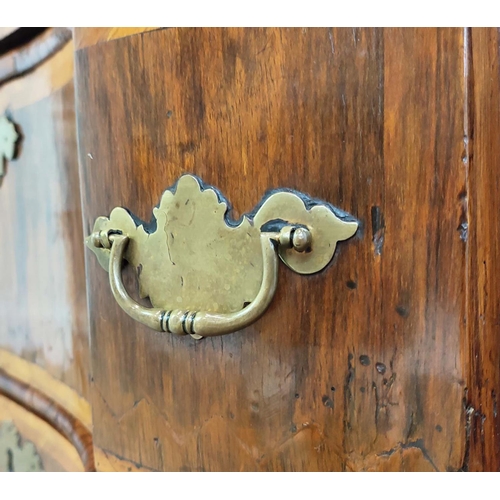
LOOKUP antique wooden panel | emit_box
[0,40,90,400]
[75,28,471,471]
[0,32,93,470]
[465,27,500,472]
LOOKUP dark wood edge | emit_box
[0,368,95,472]
[0,27,72,86]
[0,28,46,56]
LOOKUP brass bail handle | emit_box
[85,175,359,338]
[93,226,312,339]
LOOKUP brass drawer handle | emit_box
[104,229,290,338]
[86,175,358,338]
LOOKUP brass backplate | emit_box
[0,115,19,183]
[86,175,358,315]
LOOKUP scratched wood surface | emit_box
[74,28,475,471]
[0,41,90,400]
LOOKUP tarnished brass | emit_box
[0,116,19,184]
[0,421,43,472]
[86,174,358,338]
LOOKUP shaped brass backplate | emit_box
[86,175,358,337]
[0,115,20,185]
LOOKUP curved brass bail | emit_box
[108,233,279,338]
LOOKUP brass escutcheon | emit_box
[86,175,358,339]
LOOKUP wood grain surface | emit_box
[94,446,155,472]
[74,28,159,50]
[75,28,477,471]
[0,349,92,431]
[465,27,500,472]
[0,42,90,400]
